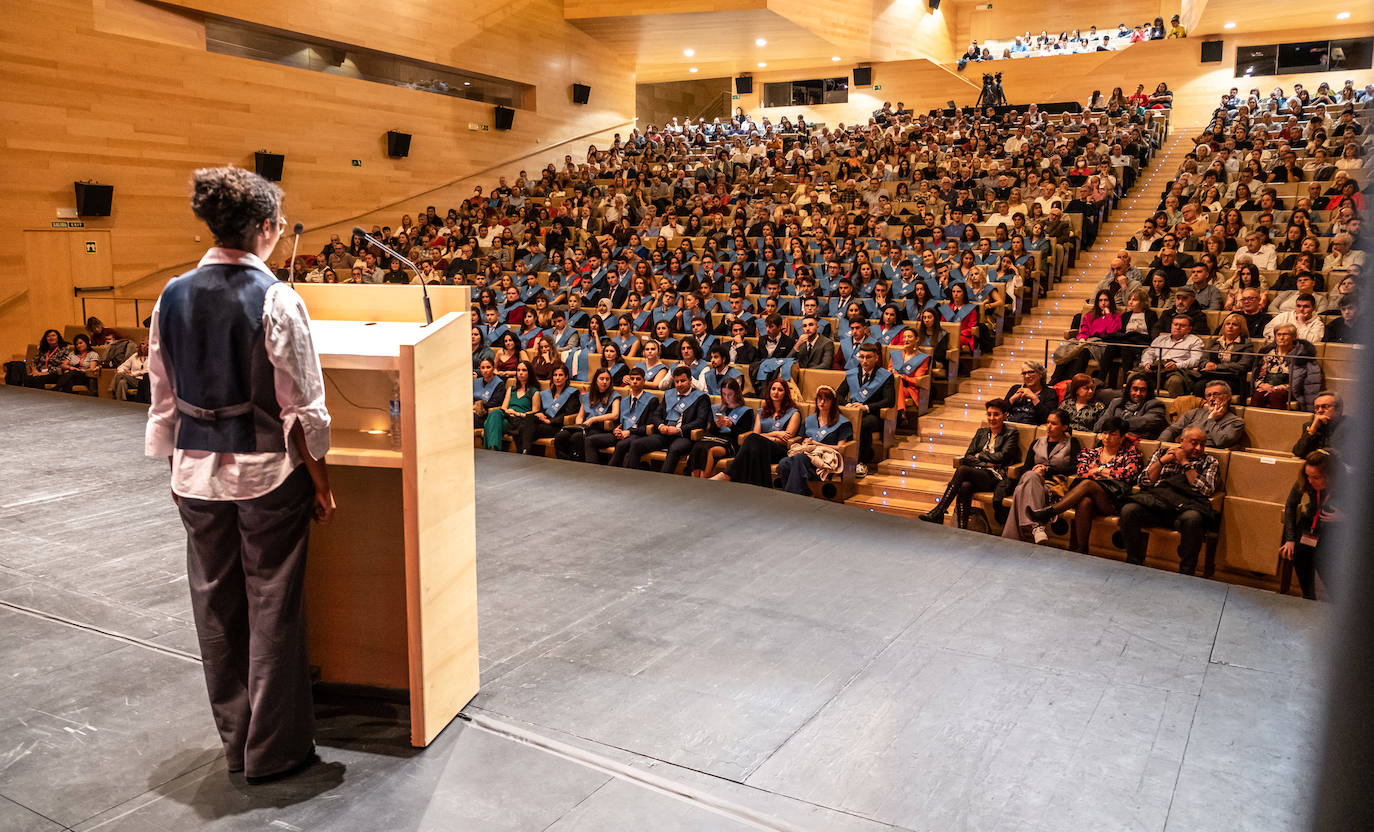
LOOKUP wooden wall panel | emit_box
[953,0,1173,48]
[0,0,635,360]
[636,77,734,127]
[732,58,980,125]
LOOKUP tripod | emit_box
[976,74,1007,109]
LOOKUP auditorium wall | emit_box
[0,0,635,359]
[636,77,734,130]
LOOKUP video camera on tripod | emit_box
[977,72,1007,109]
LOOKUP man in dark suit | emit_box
[601,368,665,466]
[753,314,794,361]
[836,343,896,478]
[724,319,759,366]
[789,316,834,369]
[615,367,711,472]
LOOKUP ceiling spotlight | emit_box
[1223,21,1236,29]
[688,67,698,73]
[758,62,767,68]
[1337,11,1350,19]
[684,48,694,57]
[755,38,767,46]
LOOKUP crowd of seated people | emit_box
[13,317,149,402]
[959,16,1188,67]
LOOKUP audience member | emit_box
[920,398,1021,528]
[1292,391,1345,457]
[999,410,1081,543]
[1159,380,1246,448]
[1029,416,1144,552]
[1094,375,1168,438]
[1119,427,1219,574]
[775,386,853,494]
[1281,449,1341,600]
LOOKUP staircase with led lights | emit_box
[846,130,1194,520]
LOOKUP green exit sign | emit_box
[731,94,740,100]
[351,159,361,167]
[873,85,882,91]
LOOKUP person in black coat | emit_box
[1093,375,1169,438]
[517,363,581,453]
[619,366,712,473]
[601,368,666,465]
[1003,361,1059,424]
[723,319,759,366]
[836,343,897,477]
[920,398,1022,529]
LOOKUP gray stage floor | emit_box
[0,386,1326,831]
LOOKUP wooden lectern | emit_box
[295,283,476,746]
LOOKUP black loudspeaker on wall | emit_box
[74,182,114,217]
[572,83,591,105]
[494,106,515,130]
[928,0,941,9]
[254,151,284,182]
[735,76,753,95]
[386,131,412,158]
[853,66,872,86]
[1200,40,1223,63]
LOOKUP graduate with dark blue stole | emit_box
[516,362,580,454]
[472,357,506,419]
[701,345,743,396]
[595,366,663,465]
[554,367,620,461]
[837,318,877,371]
[686,376,756,477]
[775,386,854,495]
[836,342,895,478]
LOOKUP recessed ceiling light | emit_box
[1337,11,1351,19]
[832,56,841,61]
[688,67,698,73]
[1223,21,1236,28]
[755,38,767,47]
[684,48,694,57]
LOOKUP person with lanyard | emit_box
[998,410,1081,544]
[920,398,1021,529]
[24,328,69,388]
[613,366,709,471]
[774,385,854,495]
[701,345,743,396]
[891,326,931,429]
[1281,449,1342,600]
[145,166,333,784]
[836,343,895,479]
[515,362,579,454]
[472,358,506,423]
[553,367,619,461]
[685,377,756,478]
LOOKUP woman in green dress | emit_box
[484,359,537,451]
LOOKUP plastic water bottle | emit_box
[389,375,403,451]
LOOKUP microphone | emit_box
[288,222,303,285]
[354,226,433,325]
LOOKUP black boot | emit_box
[919,480,957,524]
[955,498,970,530]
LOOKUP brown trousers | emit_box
[177,464,315,778]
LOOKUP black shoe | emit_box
[1027,506,1056,523]
[245,748,319,785]
[918,510,944,524]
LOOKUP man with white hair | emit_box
[1326,233,1365,273]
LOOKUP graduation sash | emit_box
[605,361,626,383]
[756,356,797,382]
[633,308,654,330]
[619,392,653,429]
[520,327,546,348]
[612,335,638,355]
[664,387,705,425]
[565,346,593,381]
[697,333,719,355]
[875,324,904,345]
[481,323,511,344]
[758,406,798,433]
[941,303,977,323]
[845,367,892,403]
[892,351,929,376]
[652,305,681,326]
[580,391,613,419]
[714,403,751,433]
[540,385,577,418]
[838,337,874,369]
[803,411,848,443]
[703,366,742,395]
[473,375,503,403]
[640,361,669,384]
[552,327,579,349]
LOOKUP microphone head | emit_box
[293,222,304,235]
[352,226,367,239]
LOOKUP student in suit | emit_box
[723,319,758,366]
[920,398,1021,529]
[835,343,896,478]
[617,366,712,472]
[789,316,835,369]
[596,367,664,464]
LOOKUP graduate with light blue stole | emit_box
[838,318,877,371]
[701,345,743,395]
[775,386,853,494]
[472,360,506,409]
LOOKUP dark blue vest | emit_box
[157,263,285,453]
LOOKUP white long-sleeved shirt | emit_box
[1142,333,1205,368]
[146,249,331,501]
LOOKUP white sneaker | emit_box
[855,463,868,478]
[1031,525,1049,544]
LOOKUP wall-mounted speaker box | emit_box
[853,66,872,86]
[494,106,515,130]
[74,182,113,217]
[254,151,284,182]
[572,83,591,105]
[735,76,753,95]
[928,0,941,9]
[386,131,412,158]
[1201,40,1223,63]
